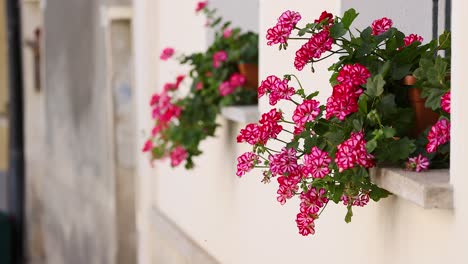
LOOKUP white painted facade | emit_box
[133,0,468,263]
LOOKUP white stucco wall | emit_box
[134,0,468,263]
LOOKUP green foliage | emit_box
[148,6,258,169]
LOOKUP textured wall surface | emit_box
[23,0,119,263]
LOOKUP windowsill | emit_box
[371,167,452,209]
[221,105,259,123]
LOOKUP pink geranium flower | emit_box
[213,50,228,68]
[300,187,328,214]
[277,175,301,205]
[237,123,262,145]
[441,91,450,113]
[160,47,175,60]
[229,73,246,87]
[142,139,153,152]
[296,212,315,236]
[269,148,299,176]
[218,81,234,96]
[170,146,187,167]
[292,99,321,134]
[406,154,430,172]
[325,85,361,120]
[294,30,333,71]
[403,34,424,46]
[266,10,301,46]
[335,131,375,172]
[303,147,331,179]
[314,11,334,28]
[195,82,203,91]
[426,119,450,153]
[223,28,233,38]
[371,17,393,36]
[195,1,208,12]
[236,152,259,177]
[336,63,371,87]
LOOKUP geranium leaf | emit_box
[342,8,358,30]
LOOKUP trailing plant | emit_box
[143,1,258,169]
[236,9,451,236]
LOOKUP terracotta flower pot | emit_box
[238,63,259,89]
[403,75,439,137]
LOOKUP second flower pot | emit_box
[403,75,439,137]
[238,63,259,90]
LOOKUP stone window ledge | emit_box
[371,168,452,209]
[221,105,259,123]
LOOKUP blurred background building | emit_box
[1,0,468,264]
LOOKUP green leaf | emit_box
[341,8,358,30]
[421,88,446,110]
[365,75,385,97]
[352,119,363,131]
[366,139,378,153]
[375,137,416,163]
[358,95,368,114]
[360,27,372,41]
[377,94,397,117]
[330,22,347,39]
[306,91,320,99]
[438,31,451,50]
[379,60,392,78]
[382,127,396,138]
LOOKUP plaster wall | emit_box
[23,0,119,263]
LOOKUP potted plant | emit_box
[236,9,451,236]
[142,1,259,169]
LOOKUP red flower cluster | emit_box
[326,64,370,120]
[269,148,299,176]
[163,75,185,92]
[218,73,246,96]
[236,109,283,145]
[294,30,333,71]
[292,99,321,134]
[212,50,228,68]
[371,17,393,36]
[160,47,175,61]
[314,11,334,28]
[303,147,331,179]
[258,75,295,105]
[170,146,188,167]
[195,1,208,12]
[341,192,370,207]
[266,10,302,46]
[335,131,375,172]
[277,175,301,205]
[236,152,259,177]
[426,118,450,153]
[296,188,328,236]
[441,91,451,113]
[406,154,430,172]
[403,34,424,46]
